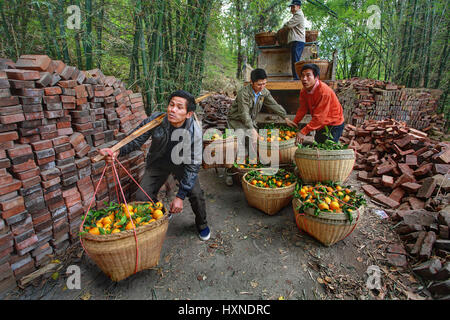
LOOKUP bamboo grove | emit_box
[0,0,448,115]
[0,0,217,112]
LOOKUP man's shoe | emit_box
[225,175,233,186]
[199,226,211,241]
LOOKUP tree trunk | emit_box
[58,0,70,62]
[85,0,93,70]
[96,0,105,69]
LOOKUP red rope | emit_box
[79,150,156,276]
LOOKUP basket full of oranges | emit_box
[80,201,169,281]
[242,168,297,215]
[258,124,298,165]
[292,182,366,246]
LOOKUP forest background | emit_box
[0,0,448,122]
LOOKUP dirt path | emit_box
[5,169,421,300]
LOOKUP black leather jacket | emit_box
[119,112,203,200]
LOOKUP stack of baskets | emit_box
[295,59,330,80]
[293,146,361,246]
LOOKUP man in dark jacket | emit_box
[99,90,210,241]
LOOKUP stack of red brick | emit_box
[325,78,445,131]
[0,55,149,295]
[341,118,450,298]
[341,119,449,210]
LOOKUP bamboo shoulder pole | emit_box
[91,92,213,162]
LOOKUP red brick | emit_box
[373,193,400,209]
[44,188,62,202]
[437,148,450,164]
[0,113,25,124]
[0,131,18,143]
[15,55,51,71]
[57,80,77,88]
[5,69,40,81]
[64,193,81,208]
[30,140,53,152]
[392,173,416,189]
[0,174,13,185]
[11,159,36,173]
[0,180,21,196]
[362,184,381,197]
[401,182,422,193]
[381,175,394,188]
[405,154,418,166]
[21,175,41,189]
[31,212,51,226]
[0,196,24,211]
[56,149,75,160]
[41,176,60,189]
[414,163,433,176]
[52,136,70,146]
[408,197,425,210]
[61,95,76,104]
[416,177,436,199]
[57,128,73,136]
[1,204,25,220]
[6,144,32,158]
[43,86,62,96]
[398,164,414,176]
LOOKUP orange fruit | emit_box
[276,181,282,187]
[330,201,340,210]
[149,219,156,223]
[153,210,164,220]
[251,180,257,185]
[111,229,121,234]
[336,185,342,191]
[324,197,332,204]
[345,188,351,194]
[89,227,100,235]
[96,221,103,228]
[125,221,135,230]
[154,202,163,209]
[102,217,113,225]
[343,195,351,202]
[318,202,329,210]
[337,191,344,197]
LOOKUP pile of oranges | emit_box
[295,182,366,221]
[245,168,297,189]
[82,201,165,236]
[259,125,298,143]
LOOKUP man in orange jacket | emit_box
[294,63,345,144]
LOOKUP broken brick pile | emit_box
[198,93,233,132]
[0,55,149,295]
[341,119,449,299]
[325,78,445,132]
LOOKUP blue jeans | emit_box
[291,41,305,80]
[315,122,345,144]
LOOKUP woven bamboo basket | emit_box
[292,198,362,246]
[231,164,265,184]
[242,171,296,215]
[305,30,319,42]
[295,59,329,80]
[202,136,236,169]
[81,202,169,281]
[255,32,277,46]
[294,148,355,183]
[276,28,289,46]
[258,138,297,165]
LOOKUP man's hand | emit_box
[285,118,298,128]
[170,197,184,214]
[296,132,307,145]
[99,148,119,164]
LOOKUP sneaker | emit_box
[198,226,211,241]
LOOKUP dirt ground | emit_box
[3,169,425,301]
